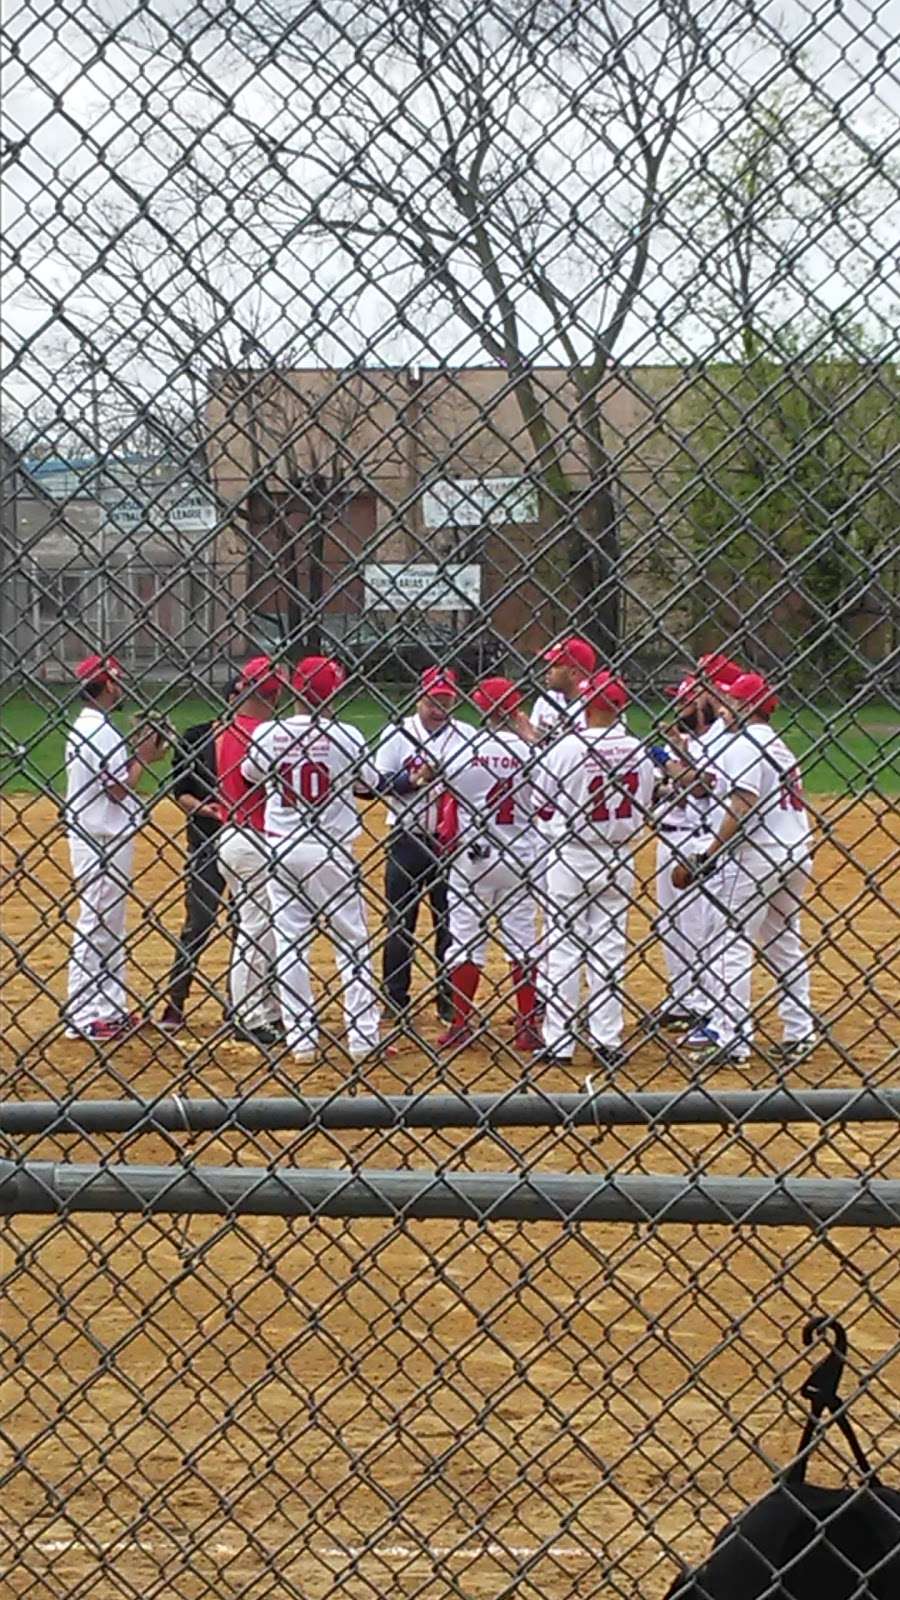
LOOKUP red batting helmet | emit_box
[74,654,123,692]
[237,655,288,703]
[544,637,597,675]
[582,669,629,712]
[726,672,779,716]
[472,676,523,714]
[293,655,346,706]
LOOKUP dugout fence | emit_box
[2,0,899,1594]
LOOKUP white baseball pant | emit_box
[267,840,381,1059]
[533,830,558,1001]
[655,830,711,1013]
[544,848,634,1059]
[217,825,280,1029]
[66,833,134,1028]
[446,852,538,970]
[702,850,814,1049]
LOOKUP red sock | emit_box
[511,965,537,1022]
[450,963,480,1028]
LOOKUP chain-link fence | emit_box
[2,1,899,1595]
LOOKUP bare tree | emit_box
[199,0,742,657]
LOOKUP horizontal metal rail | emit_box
[0,1088,898,1138]
[1,1160,898,1227]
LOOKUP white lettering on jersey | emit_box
[444,730,537,857]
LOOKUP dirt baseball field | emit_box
[1,793,898,1597]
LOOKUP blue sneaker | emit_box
[684,1025,750,1065]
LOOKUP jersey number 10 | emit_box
[278,760,331,807]
[588,771,639,821]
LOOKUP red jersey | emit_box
[216,715,267,831]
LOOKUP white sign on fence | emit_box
[106,485,217,533]
[365,563,482,611]
[423,476,539,528]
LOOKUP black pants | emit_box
[166,832,227,1013]
[382,830,451,1013]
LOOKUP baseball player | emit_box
[520,637,599,1010]
[438,677,541,1052]
[216,656,287,1045]
[535,670,656,1070]
[673,672,815,1065]
[375,666,467,1024]
[242,656,409,1064]
[63,654,168,1039]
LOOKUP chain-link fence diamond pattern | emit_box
[1,1,899,1595]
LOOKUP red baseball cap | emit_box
[421,666,458,701]
[663,673,698,701]
[237,655,288,703]
[726,672,779,716]
[697,652,743,689]
[472,676,523,714]
[544,637,597,674]
[293,655,346,706]
[582,669,629,711]
[75,654,123,689]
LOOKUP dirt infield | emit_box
[1,795,898,1597]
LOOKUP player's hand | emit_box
[511,709,539,744]
[671,863,692,891]
[133,721,171,764]
[410,761,439,789]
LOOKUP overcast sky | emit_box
[2,0,898,442]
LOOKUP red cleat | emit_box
[514,1023,544,1053]
[438,1024,475,1051]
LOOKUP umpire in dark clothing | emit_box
[375,667,467,1023]
[159,693,234,1031]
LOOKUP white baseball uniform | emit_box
[536,728,655,1059]
[217,713,281,1032]
[653,728,718,1017]
[529,692,587,995]
[442,728,538,974]
[242,715,382,1060]
[701,723,814,1051]
[63,707,140,1032]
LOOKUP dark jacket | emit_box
[171,721,220,849]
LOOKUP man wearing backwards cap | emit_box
[673,672,816,1066]
[534,670,656,1070]
[374,666,467,1024]
[242,656,392,1066]
[438,677,542,1054]
[215,656,287,1045]
[63,654,169,1039]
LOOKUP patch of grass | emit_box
[1,687,897,796]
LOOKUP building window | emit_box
[37,571,85,620]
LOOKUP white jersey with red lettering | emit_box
[708,724,811,857]
[444,728,537,859]
[242,715,377,848]
[530,691,584,740]
[537,728,655,853]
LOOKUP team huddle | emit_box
[61,637,817,1072]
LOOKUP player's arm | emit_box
[241,729,275,785]
[101,724,168,802]
[372,726,438,795]
[671,747,758,887]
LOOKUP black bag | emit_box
[666,1317,900,1599]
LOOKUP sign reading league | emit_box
[365,564,482,611]
[107,483,217,533]
[423,476,539,528]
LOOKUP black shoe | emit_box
[645,1006,703,1032]
[592,1044,625,1071]
[533,1047,573,1067]
[234,1023,284,1047]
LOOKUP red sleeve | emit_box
[435,792,459,849]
